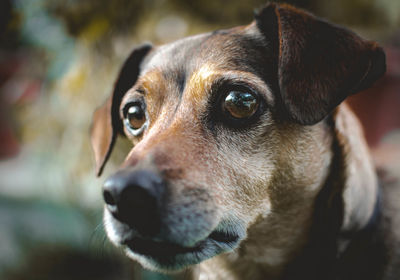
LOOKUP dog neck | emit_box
[192,103,380,280]
[327,103,383,279]
[335,103,379,234]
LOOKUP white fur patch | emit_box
[103,208,122,245]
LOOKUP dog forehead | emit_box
[140,25,272,84]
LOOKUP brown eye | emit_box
[123,103,147,135]
[223,91,259,119]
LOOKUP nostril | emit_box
[102,170,165,237]
[103,189,116,206]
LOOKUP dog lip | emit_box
[125,237,202,257]
[124,229,240,258]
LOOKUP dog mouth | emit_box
[124,229,240,257]
[120,228,241,270]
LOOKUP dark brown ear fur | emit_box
[90,43,152,176]
[255,3,386,125]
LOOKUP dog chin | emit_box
[103,210,246,272]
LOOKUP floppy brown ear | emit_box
[90,43,152,176]
[255,3,386,125]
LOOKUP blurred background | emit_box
[0,0,399,279]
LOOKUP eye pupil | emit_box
[224,91,258,119]
[126,104,146,130]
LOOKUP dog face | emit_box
[91,3,385,272]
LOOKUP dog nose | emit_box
[102,170,165,236]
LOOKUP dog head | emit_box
[91,3,385,272]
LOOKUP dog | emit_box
[90,2,400,279]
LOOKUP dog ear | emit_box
[90,43,152,176]
[255,3,386,125]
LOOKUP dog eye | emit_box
[223,91,259,119]
[123,102,147,136]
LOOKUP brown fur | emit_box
[90,3,399,280]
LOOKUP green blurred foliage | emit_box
[169,0,317,25]
[47,0,147,37]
